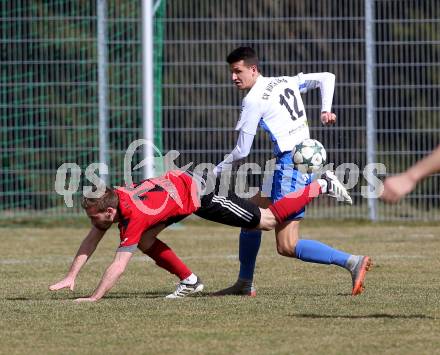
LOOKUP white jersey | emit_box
[235,73,333,155]
[214,72,335,176]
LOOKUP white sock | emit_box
[182,273,197,284]
[317,179,328,193]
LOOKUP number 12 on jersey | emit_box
[279,88,304,121]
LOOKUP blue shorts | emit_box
[267,152,313,220]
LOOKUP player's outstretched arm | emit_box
[214,95,260,176]
[381,144,440,203]
[214,130,255,176]
[75,251,133,302]
[300,72,336,126]
[49,226,106,291]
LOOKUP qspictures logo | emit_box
[55,139,386,215]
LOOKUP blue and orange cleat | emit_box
[351,256,373,296]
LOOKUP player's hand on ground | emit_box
[74,297,97,303]
[321,112,336,126]
[380,173,416,203]
[49,276,75,291]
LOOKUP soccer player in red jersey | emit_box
[49,169,362,302]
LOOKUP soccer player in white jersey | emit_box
[213,47,371,296]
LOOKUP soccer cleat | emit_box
[351,256,372,296]
[320,170,353,205]
[165,277,204,299]
[212,278,256,297]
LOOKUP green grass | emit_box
[1,222,440,354]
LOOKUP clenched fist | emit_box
[321,111,336,126]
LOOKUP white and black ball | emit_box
[292,139,327,173]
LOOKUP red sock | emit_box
[268,181,322,223]
[144,239,192,280]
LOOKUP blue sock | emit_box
[294,239,350,268]
[238,229,262,280]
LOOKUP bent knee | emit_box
[276,243,296,257]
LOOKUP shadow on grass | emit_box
[5,291,210,301]
[291,313,434,319]
[102,291,210,299]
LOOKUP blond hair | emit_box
[81,187,118,212]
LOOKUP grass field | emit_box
[1,220,439,355]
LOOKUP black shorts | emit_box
[194,190,261,229]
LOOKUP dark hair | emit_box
[226,47,259,69]
[81,186,118,212]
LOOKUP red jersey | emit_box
[115,170,199,250]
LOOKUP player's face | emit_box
[229,60,258,90]
[86,207,117,230]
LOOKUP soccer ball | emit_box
[292,139,327,173]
